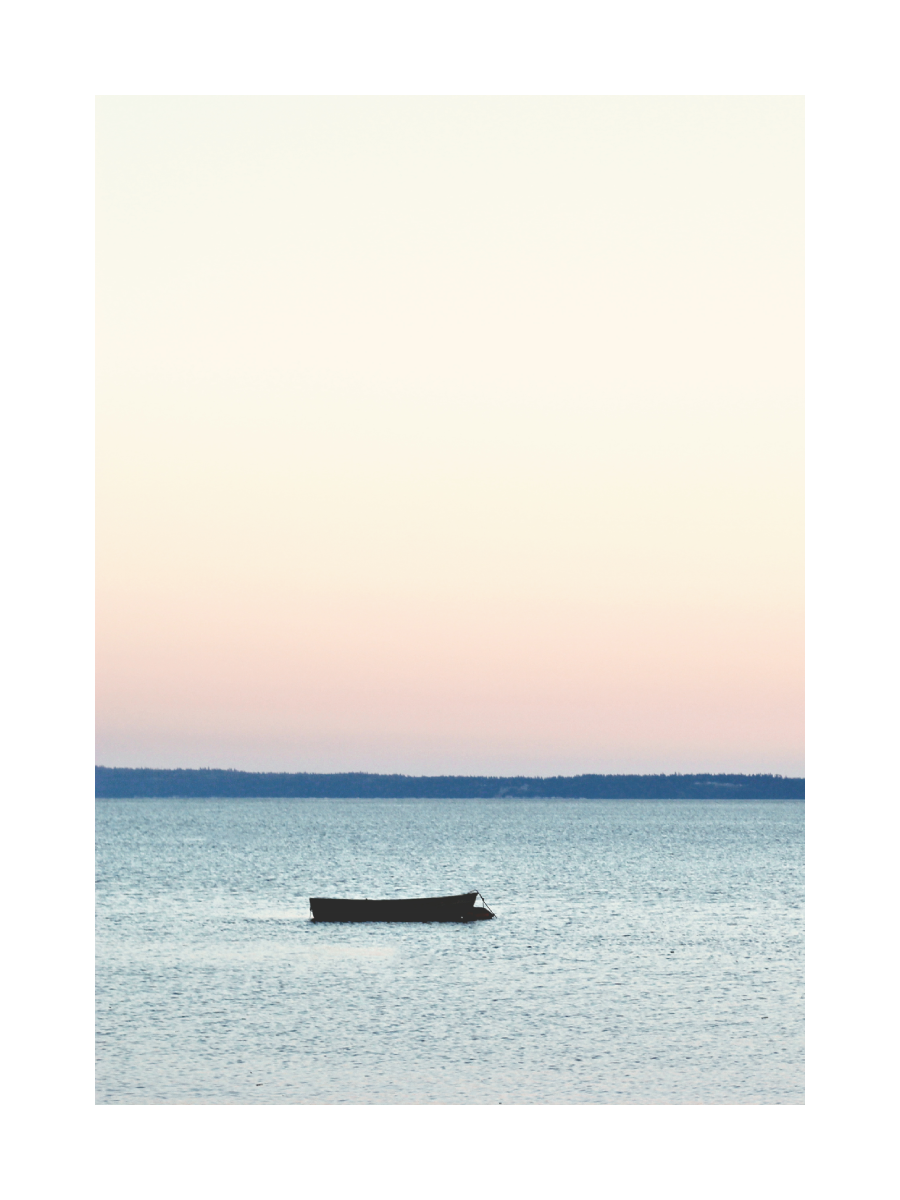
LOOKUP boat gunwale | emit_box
[310,891,478,907]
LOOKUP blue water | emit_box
[95,798,804,1104]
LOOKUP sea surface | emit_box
[96,798,804,1104]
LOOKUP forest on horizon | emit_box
[96,767,805,799]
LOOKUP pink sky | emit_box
[96,98,804,774]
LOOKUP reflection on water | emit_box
[96,797,804,1104]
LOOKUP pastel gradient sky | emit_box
[96,97,803,775]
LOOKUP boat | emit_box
[309,891,495,923]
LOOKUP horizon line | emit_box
[96,766,803,779]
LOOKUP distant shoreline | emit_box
[95,767,804,799]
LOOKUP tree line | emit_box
[95,767,805,799]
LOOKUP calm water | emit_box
[95,798,804,1104]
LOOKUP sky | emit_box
[96,97,804,776]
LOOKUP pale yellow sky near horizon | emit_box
[96,97,803,775]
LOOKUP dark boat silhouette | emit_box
[309,891,494,922]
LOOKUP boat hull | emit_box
[309,892,493,922]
